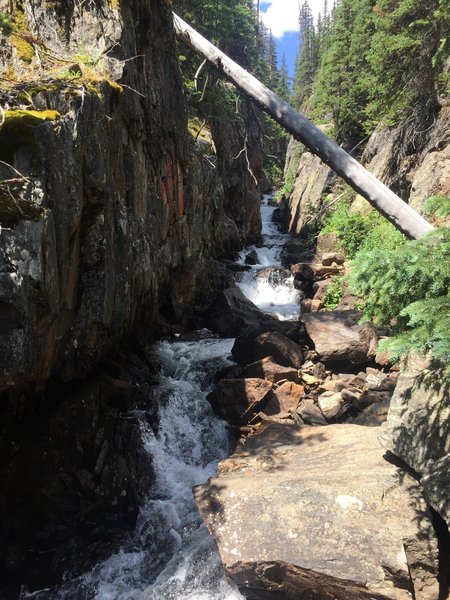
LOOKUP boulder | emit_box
[352,397,391,426]
[231,323,303,365]
[205,288,276,337]
[321,252,345,266]
[379,368,450,527]
[302,311,378,365]
[254,331,304,368]
[245,249,259,265]
[280,239,315,267]
[312,278,333,302]
[207,378,274,425]
[242,357,299,384]
[317,391,344,420]
[269,381,304,414]
[195,422,439,600]
[291,262,343,283]
[296,397,328,425]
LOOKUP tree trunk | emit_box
[173,12,434,240]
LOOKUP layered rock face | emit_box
[0,0,261,392]
[0,0,262,591]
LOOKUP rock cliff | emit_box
[281,106,450,235]
[0,0,262,592]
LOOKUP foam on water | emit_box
[25,338,243,600]
[236,194,300,320]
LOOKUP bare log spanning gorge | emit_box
[173,12,434,240]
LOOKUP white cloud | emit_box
[258,0,323,38]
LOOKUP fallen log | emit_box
[173,12,434,240]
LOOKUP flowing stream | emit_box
[235,195,299,320]
[26,194,298,599]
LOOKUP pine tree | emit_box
[311,0,375,144]
[365,0,446,140]
[276,53,291,101]
[292,1,319,109]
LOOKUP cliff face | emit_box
[0,0,261,392]
[282,105,450,235]
[0,0,262,592]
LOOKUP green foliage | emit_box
[309,0,448,143]
[321,192,406,257]
[0,12,14,34]
[349,227,450,372]
[423,194,450,221]
[311,0,375,141]
[323,276,345,309]
[173,0,288,186]
[293,1,320,109]
[276,144,303,199]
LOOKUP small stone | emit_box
[301,373,322,386]
[297,398,327,425]
[341,388,360,402]
[318,392,343,420]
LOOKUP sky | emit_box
[258,0,324,82]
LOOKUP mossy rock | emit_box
[0,109,60,163]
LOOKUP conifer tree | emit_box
[292,1,318,109]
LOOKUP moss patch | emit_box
[11,33,35,63]
[0,109,60,163]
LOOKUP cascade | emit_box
[25,195,297,599]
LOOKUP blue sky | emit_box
[258,0,323,80]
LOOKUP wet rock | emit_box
[242,357,299,384]
[280,239,315,267]
[195,422,439,600]
[254,331,304,369]
[302,311,378,365]
[244,249,259,265]
[231,323,303,365]
[207,378,274,425]
[379,368,450,527]
[205,288,276,337]
[0,374,153,591]
[300,298,322,312]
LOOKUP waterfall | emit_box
[235,194,300,320]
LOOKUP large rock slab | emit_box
[379,368,450,527]
[195,423,439,600]
[302,310,378,365]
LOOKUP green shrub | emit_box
[349,227,450,374]
[323,276,345,309]
[321,199,406,258]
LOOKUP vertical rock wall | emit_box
[0,0,261,392]
[0,0,262,592]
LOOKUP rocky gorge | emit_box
[0,0,449,599]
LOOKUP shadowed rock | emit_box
[205,288,277,337]
[379,367,450,528]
